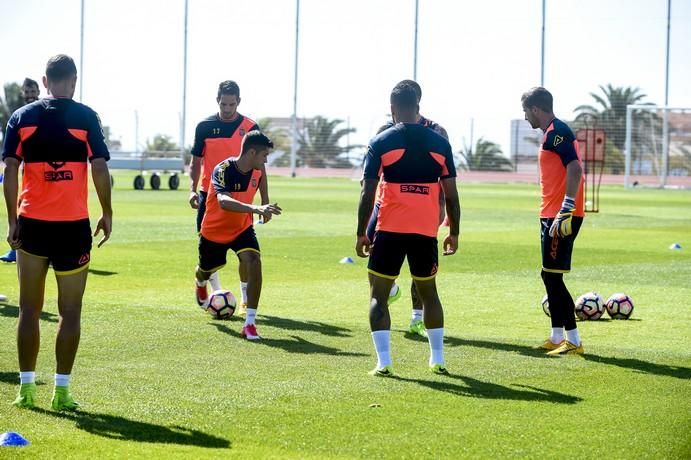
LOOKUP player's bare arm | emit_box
[217,192,281,219]
[91,158,113,247]
[440,177,460,255]
[2,158,21,249]
[188,156,202,209]
[355,178,378,257]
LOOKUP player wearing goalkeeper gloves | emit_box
[521,87,585,356]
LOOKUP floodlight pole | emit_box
[540,0,545,86]
[181,0,189,165]
[79,0,85,101]
[661,0,671,187]
[413,0,419,80]
[290,0,300,178]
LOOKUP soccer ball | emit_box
[605,293,634,319]
[206,289,237,319]
[575,292,605,320]
[541,294,551,317]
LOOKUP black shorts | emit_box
[198,226,260,272]
[18,216,92,275]
[368,230,438,280]
[196,190,208,232]
[540,217,583,273]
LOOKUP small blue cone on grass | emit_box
[339,256,354,264]
[669,243,681,250]
[0,431,30,447]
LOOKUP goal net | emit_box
[624,105,691,188]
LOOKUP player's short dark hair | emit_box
[242,131,274,153]
[390,83,419,110]
[22,78,39,89]
[395,79,422,102]
[521,87,553,112]
[217,80,240,100]
[46,54,77,82]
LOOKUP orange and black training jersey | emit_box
[191,114,258,193]
[2,97,109,222]
[201,159,263,244]
[539,118,585,218]
[373,116,448,204]
[363,122,455,238]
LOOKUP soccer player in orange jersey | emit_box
[357,83,461,376]
[368,79,449,339]
[195,131,281,340]
[1,78,41,264]
[3,55,113,409]
[188,81,269,309]
[521,87,586,356]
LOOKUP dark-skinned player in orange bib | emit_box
[522,86,586,356]
[356,82,461,377]
[195,131,281,340]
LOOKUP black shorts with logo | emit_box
[198,226,260,272]
[540,217,583,273]
[368,230,438,280]
[18,216,92,274]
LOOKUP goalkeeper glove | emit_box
[549,196,576,238]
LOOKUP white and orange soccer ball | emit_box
[206,289,237,319]
[605,293,634,319]
[575,292,605,320]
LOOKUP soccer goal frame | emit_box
[624,104,690,188]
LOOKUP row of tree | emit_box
[3,82,688,174]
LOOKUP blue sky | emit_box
[2,0,690,157]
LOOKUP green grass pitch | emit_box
[0,173,690,458]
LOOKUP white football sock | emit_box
[240,282,248,304]
[209,272,221,291]
[427,327,445,366]
[411,309,423,323]
[195,278,206,287]
[20,371,35,385]
[55,373,70,387]
[371,330,392,368]
[244,308,257,326]
[550,327,564,344]
[565,328,581,346]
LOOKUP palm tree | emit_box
[574,84,659,173]
[256,117,291,167]
[297,116,359,168]
[457,137,513,172]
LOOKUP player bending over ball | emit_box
[189,80,269,312]
[194,131,281,340]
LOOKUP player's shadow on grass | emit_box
[0,373,49,386]
[32,408,230,448]
[260,315,353,337]
[210,323,367,357]
[445,336,691,380]
[88,268,118,276]
[0,303,58,323]
[394,374,582,404]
